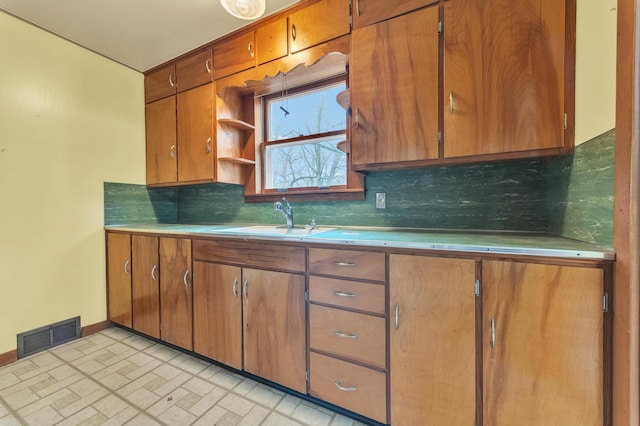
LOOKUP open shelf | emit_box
[219,157,256,165]
[218,118,255,131]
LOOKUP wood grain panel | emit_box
[288,0,350,53]
[389,255,476,426]
[309,305,385,368]
[309,352,387,423]
[193,239,305,272]
[214,30,256,79]
[176,49,213,92]
[159,237,193,350]
[308,248,385,281]
[177,83,215,182]
[309,276,385,314]
[144,63,176,103]
[350,6,439,167]
[132,235,160,339]
[352,0,437,29]
[256,17,288,65]
[482,260,603,425]
[243,268,306,393]
[443,0,567,158]
[193,262,243,369]
[145,96,177,185]
[107,233,132,328]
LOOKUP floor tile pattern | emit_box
[0,328,368,426]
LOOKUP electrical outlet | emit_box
[375,192,387,209]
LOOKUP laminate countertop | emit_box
[104,223,615,261]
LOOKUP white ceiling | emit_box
[0,0,299,72]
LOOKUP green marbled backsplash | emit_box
[103,130,614,246]
[547,129,615,247]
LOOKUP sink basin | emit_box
[220,225,335,237]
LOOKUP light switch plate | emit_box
[375,192,386,209]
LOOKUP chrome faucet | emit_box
[274,197,294,228]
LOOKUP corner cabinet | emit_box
[350,5,440,169]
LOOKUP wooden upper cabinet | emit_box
[482,260,604,425]
[177,83,215,182]
[350,6,439,168]
[145,96,177,185]
[443,0,569,158]
[145,63,176,103]
[288,0,350,53]
[176,49,213,92]
[256,17,288,65]
[107,232,132,328]
[352,0,438,29]
[213,30,256,79]
[131,235,160,339]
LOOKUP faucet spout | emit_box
[274,197,294,228]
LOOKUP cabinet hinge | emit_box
[437,131,442,144]
[438,21,443,35]
[305,369,309,382]
[349,0,353,29]
[603,292,609,313]
[304,290,309,302]
[474,279,480,297]
[564,113,568,130]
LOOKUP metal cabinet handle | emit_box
[449,92,454,114]
[243,279,248,299]
[395,303,399,329]
[491,318,496,349]
[170,145,176,159]
[169,72,175,88]
[205,59,211,74]
[206,137,212,153]
[151,264,158,281]
[334,381,357,392]
[354,107,360,128]
[232,278,238,297]
[291,24,297,41]
[247,42,254,58]
[333,290,356,298]
[356,0,360,16]
[334,330,357,339]
[333,261,356,267]
[123,260,130,274]
[183,270,190,288]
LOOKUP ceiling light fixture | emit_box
[220,0,266,20]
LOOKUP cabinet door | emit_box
[389,255,476,426]
[256,17,288,65]
[443,0,567,158]
[288,0,350,53]
[482,260,603,425]
[193,262,243,370]
[159,237,193,350]
[213,31,256,79]
[352,0,438,29]
[243,268,306,393]
[132,235,160,339]
[145,63,176,103]
[351,6,439,168]
[107,233,132,327]
[176,49,213,92]
[145,96,177,185]
[177,83,215,183]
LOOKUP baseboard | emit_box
[0,349,17,367]
[82,320,112,337]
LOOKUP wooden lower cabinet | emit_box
[107,232,132,327]
[159,237,193,350]
[131,235,160,339]
[389,254,477,426]
[482,260,605,426]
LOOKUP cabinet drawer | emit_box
[145,63,176,103]
[310,352,387,424]
[214,30,256,79]
[309,305,385,368]
[309,248,385,281]
[309,276,385,314]
[176,49,213,92]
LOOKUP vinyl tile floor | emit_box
[0,327,369,426]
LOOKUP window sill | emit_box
[244,188,365,203]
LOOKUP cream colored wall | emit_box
[574,0,617,144]
[0,12,145,354]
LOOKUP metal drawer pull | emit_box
[333,261,356,267]
[355,0,360,16]
[183,270,190,287]
[491,318,496,349]
[395,304,399,329]
[151,264,158,281]
[291,24,297,41]
[232,278,238,297]
[170,145,176,159]
[168,73,175,88]
[248,42,254,58]
[333,290,356,298]
[206,137,212,153]
[205,59,211,74]
[243,279,248,299]
[334,381,357,392]
[123,260,130,274]
[334,330,357,339]
[449,91,454,113]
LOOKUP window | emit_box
[263,78,348,192]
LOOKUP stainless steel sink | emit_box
[219,225,335,237]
